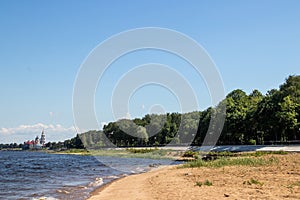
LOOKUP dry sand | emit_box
[88,153,300,200]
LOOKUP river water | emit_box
[0,151,178,200]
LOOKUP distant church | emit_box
[23,129,46,150]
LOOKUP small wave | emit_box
[32,197,59,200]
[88,177,103,187]
[104,175,119,179]
[56,189,70,194]
[135,167,147,172]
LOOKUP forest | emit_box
[1,75,299,150]
[75,75,300,148]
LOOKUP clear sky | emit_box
[0,0,299,143]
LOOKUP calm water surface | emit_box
[0,151,178,200]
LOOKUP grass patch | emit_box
[204,179,213,186]
[195,181,202,187]
[126,148,157,154]
[183,151,199,159]
[207,151,236,157]
[287,181,300,189]
[243,178,264,186]
[195,180,213,187]
[183,151,197,157]
[87,148,173,159]
[196,151,236,158]
[198,150,287,159]
[244,151,288,157]
[181,156,278,168]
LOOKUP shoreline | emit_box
[87,165,175,200]
[88,165,171,198]
[86,153,300,200]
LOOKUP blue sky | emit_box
[0,0,299,143]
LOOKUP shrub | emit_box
[248,139,256,145]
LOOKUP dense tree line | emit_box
[0,143,22,149]
[44,134,84,150]
[2,75,298,150]
[77,75,300,148]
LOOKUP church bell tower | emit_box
[40,129,46,146]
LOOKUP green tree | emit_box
[245,90,264,144]
[276,96,299,141]
[225,89,249,144]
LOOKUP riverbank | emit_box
[51,148,189,160]
[87,153,300,200]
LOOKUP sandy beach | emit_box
[88,153,300,200]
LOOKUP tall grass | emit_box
[181,156,278,168]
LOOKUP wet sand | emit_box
[88,153,300,200]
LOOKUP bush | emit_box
[248,139,256,145]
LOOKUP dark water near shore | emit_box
[0,151,177,200]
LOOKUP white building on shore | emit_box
[23,129,46,150]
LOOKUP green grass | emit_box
[183,151,198,157]
[204,180,213,186]
[126,148,158,154]
[207,151,236,157]
[243,178,264,186]
[183,151,199,159]
[287,181,300,189]
[195,151,235,157]
[203,150,287,158]
[199,150,287,158]
[52,148,177,159]
[181,156,278,168]
[88,148,173,159]
[195,180,213,187]
[195,181,202,187]
[244,151,288,157]
[53,148,288,161]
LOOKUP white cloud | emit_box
[0,123,75,134]
[0,123,79,144]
